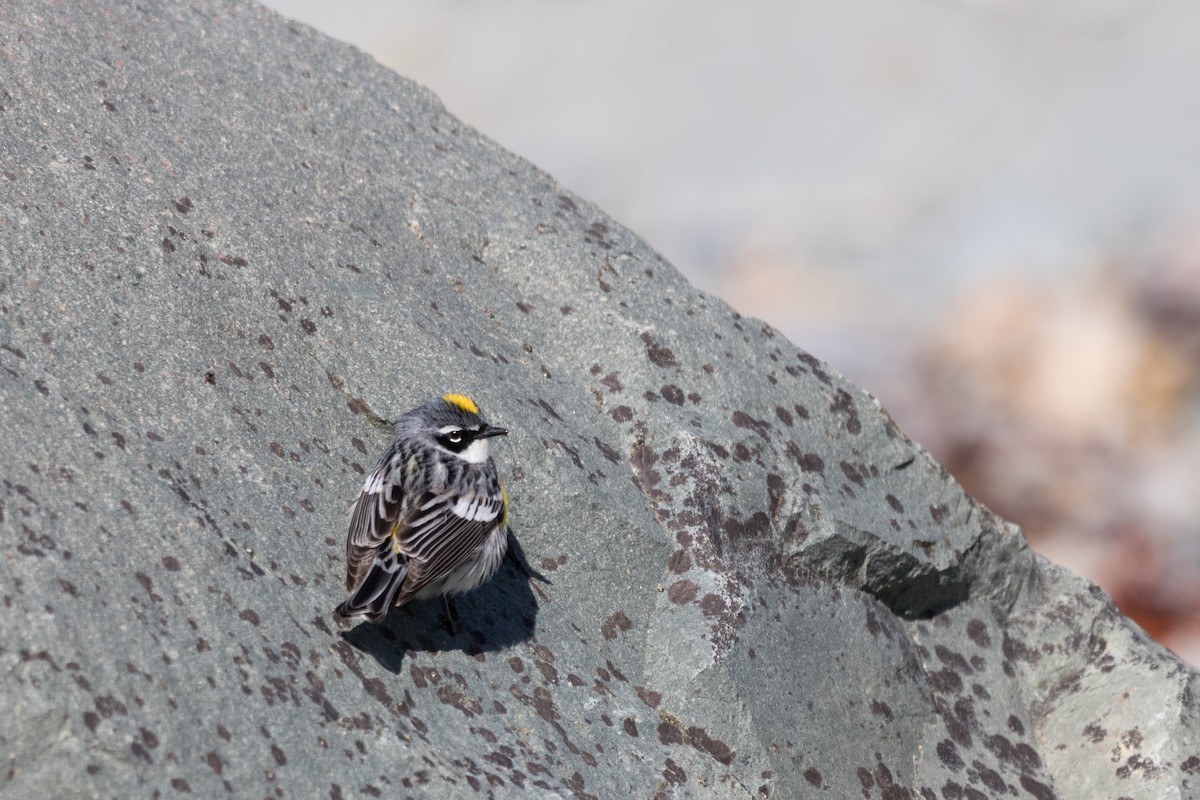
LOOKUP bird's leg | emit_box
[441,595,459,636]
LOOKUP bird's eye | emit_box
[446,430,463,443]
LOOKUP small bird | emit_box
[335,393,510,625]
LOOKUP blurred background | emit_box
[261,0,1200,665]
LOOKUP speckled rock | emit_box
[1,2,1197,799]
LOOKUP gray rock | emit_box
[0,2,1195,799]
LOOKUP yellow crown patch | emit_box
[441,393,480,414]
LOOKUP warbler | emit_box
[335,393,510,624]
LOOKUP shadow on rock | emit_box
[340,530,549,673]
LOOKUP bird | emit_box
[335,393,510,625]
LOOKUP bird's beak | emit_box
[478,425,508,439]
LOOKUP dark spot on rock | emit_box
[300,319,316,334]
[667,580,698,605]
[686,726,733,765]
[661,385,684,405]
[803,767,822,787]
[609,405,633,423]
[937,739,963,771]
[1019,775,1055,800]
[532,660,559,686]
[657,721,683,746]
[766,472,786,517]
[666,549,691,575]
[173,197,193,214]
[437,684,483,717]
[984,733,1040,771]
[699,593,726,618]
[967,619,990,647]
[239,609,260,626]
[1121,728,1143,749]
[829,389,861,434]
[1181,755,1200,774]
[538,398,563,421]
[662,758,686,785]
[941,700,974,748]
[130,740,152,763]
[797,452,824,474]
[553,439,583,469]
[840,461,865,486]
[593,437,620,464]
[601,611,633,640]
[1007,715,1025,736]
[161,556,181,572]
[1001,633,1036,672]
[630,443,663,503]
[797,352,831,384]
[636,686,662,708]
[930,504,949,522]
[885,494,904,513]
[623,717,638,737]
[516,301,533,313]
[869,700,894,722]
[935,645,972,675]
[971,760,1006,793]
[640,332,678,368]
[731,410,770,439]
[600,372,623,393]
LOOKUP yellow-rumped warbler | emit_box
[335,393,510,624]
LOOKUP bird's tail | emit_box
[334,550,407,624]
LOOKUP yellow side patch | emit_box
[500,481,509,526]
[388,519,403,554]
[441,393,479,414]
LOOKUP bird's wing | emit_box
[391,483,504,604]
[343,461,407,593]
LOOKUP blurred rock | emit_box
[890,265,1200,664]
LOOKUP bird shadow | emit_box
[338,530,550,674]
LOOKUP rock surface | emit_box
[1,2,1196,799]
